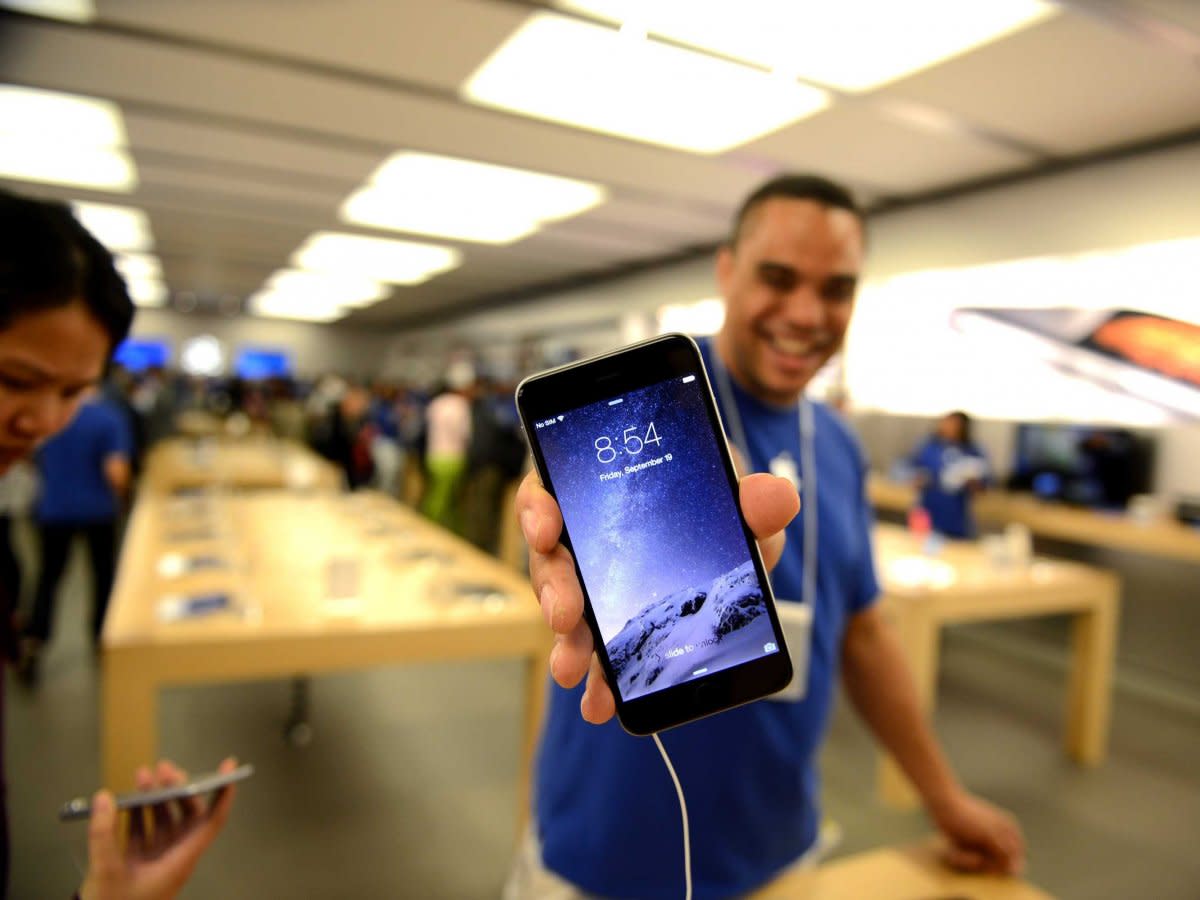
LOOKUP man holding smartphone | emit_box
[513,174,1025,898]
[0,189,238,900]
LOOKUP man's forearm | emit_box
[103,456,131,502]
[840,607,962,817]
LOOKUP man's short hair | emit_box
[729,174,864,247]
[0,188,134,352]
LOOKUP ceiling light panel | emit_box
[559,0,1057,92]
[71,201,154,253]
[0,142,137,191]
[463,12,829,154]
[125,277,168,308]
[0,85,138,190]
[247,290,347,323]
[115,252,162,282]
[342,151,607,244]
[0,85,126,144]
[291,231,461,285]
[266,269,387,307]
[0,0,95,22]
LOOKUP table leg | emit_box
[515,645,550,843]
[1065,576,1119,766]
[101,649,159,791]
[879,603,940,809]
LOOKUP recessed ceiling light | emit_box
[291,231,461,285]
[115,252,162,282]
[0,0,96,23]
[0,142,137,191]
[71,201,154,252]
[179,335,225,377]
[0,85,125,144]
[266,269,387,308]
[0,85,137,190]
[247,290,347,323]
[125,277,168,308]
[341,151,607,244]
[463,12,830,153]
[558,0,1057,92]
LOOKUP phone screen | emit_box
[951,307,1200,420]
[1082,310,1200,390]
[518,335,789,732]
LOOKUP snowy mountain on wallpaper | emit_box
[606,560,775,701]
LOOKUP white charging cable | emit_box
[652,732,692,900]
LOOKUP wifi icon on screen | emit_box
[557,415,564,422]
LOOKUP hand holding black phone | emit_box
[59,763,254,822]
[516,334,793,735]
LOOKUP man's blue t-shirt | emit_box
[909,437,990,539]
[35,398,133,524]
[534,341,880,899]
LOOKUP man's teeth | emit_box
[770,336,817,356]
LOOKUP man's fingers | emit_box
[994,819,1026,874]
[516,471,562,556]
[86,791,121,878]
[740,474,799,571]
[534,545,584,635]
[580,654,616,724]
[128,804,148,856]
[740,473,800,537]
[549,619,593,689]
[941,843,988,872]
[205,758,238,828]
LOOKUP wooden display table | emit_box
[141,436,342,494]
[874,524,1119,807]
[869,472,1200,564]
[101,490,550,823]
[753,842,1054,899]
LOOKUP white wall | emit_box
[865,141,1200,277]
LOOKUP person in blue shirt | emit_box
[909,412,991,539]
[511,175,1025,898]
[0,188,237,900]
[20,391,134,679]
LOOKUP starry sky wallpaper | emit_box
[536,375,758,641]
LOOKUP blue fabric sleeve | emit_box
[100,401,134,459]
[850,439,881,615]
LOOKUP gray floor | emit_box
[7,541,1200,899]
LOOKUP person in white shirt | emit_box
[420,360,474,531]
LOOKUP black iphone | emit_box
[516,333,792,735]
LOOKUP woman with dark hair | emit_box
[0,189,237,899]
[909,411,992,539]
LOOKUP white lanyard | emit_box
[711,351,818,612]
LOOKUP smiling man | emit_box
[714,179,861,406]
[510,175,1025,899]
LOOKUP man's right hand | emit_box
[516,470,799,725]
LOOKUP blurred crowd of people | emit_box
[0,355,531,682]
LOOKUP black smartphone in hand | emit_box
[516,333,792,735]
[58,764,254,822]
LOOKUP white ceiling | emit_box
[1,0,1198,330]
